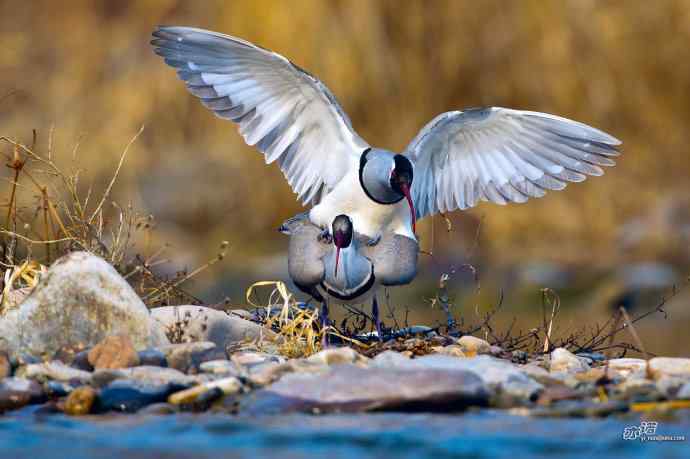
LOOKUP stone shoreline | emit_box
[1,252,689,419]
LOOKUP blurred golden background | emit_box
[1,0,689,355]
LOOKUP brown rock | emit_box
[433,345,466,358]
[88,335,140,370]
[0,351,11,378]
[64,386,97,416]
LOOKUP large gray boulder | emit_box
[150,305,277,350]
[0,252,168,358]
[374,354,543,406]
[242,364,489,414]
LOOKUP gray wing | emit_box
[405,107,622,219]
[152,26,368,205]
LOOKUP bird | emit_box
[151,26,621,257]
[280,212,418,340]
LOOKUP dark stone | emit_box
[138,349,168,367]
[44,381,76,397]
[71,351,94,372]
[0,389,32,412]
[96,380,173,413]
[0,377,45,404]
[241,364,489,415]
[10,354,41,367]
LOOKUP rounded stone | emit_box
[457,336,491,356]
[64,386,97,416]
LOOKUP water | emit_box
[1,408,688,459]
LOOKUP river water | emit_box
[1,407,688,459]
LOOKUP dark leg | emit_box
[320,298,330,347]
[372,295,382,341]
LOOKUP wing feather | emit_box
[406,107,621,219]
[152,26,368,205]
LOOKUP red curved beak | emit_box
[334,246,341,277]
[400,183,416,234]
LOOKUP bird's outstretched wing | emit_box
[405,107,621,219]
[152,26,368,205]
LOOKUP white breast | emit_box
[309,170,415,240]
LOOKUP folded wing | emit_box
[152,26,368,205]
[405,107,621,219]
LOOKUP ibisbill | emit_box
[151,26,622,245]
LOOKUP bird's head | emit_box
[359,149,416,233]
[331,214,353,277]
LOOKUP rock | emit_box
[199,360,238,376]
[370,350,410,368]
[536,386,583,405]
[230,351,283,367]
[71,351,93,372]
[138,349,167,367]
[150,305,277,350]
[550,348,589,373]
[243,364,489,414]
[168,377,242,405]
[138,402,177,415]
[0,252,168,359]
[97,380,172,413]
[511,350,528,364]
[45,381,76,397]
[574,368,609,384]
[64,386,97,415]
[9,354,41,367]
[229,309,253,320]
[160,341,225,373]
[0,377,44,412]
[648,357,690,380]
[0,351,10,378]
[607,358,648,377]
[20,361,92,384]
[246,362,297,386]
[91,366,198,389]
[0,388,31,412]
[576,352,607,362]
[677,382,690,400]
[615,378,661,402]
[656,376,690,399]
[382,355,543,406]
[433,345,466,358]
[490,345,505,357]
[520,364,564,386]
[305,347,369,366]
[457,336,491,356]
[531,400,629,417]
[0,377,44,401]
[88,335,140,369]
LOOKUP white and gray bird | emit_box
[280,212,418,339]
[152,25,621,243]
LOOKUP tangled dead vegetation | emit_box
[0,129,228,310]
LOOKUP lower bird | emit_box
[280,213,417,340]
